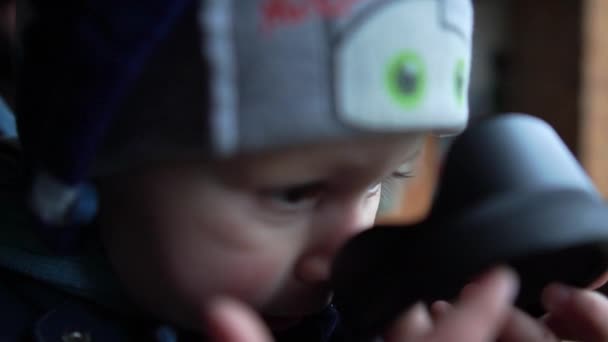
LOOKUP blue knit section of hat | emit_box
[0,96,16,138]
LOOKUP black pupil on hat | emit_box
[456,72,464,97]
[398,64,418,94]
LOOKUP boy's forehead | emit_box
[214,134,423,182]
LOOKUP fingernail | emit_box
[497,267,520,303]
[460,267,519,307]
[542,283,573,312]
[430,300,452,319]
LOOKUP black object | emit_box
[331,114,608,341]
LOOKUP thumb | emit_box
[203,297,274,342]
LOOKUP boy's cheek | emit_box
[167,236,297,312]
[136,247,292,332]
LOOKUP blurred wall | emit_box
[580,0,608,197]
[500,0,583,155]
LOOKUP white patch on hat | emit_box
[441,0,473,41]
[334,0,472,133]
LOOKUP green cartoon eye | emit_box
[454,59,466,106]
[385,52,426,110]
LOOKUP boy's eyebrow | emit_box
[331,140,425,183]
[403,145,423,162]
[398,142,424,165]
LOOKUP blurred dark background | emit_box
[470,0,606,198]
[0,0,14,106]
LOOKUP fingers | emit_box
[542,283,608,342]
[429,300,451,322]
[542,313,579,341]
[385,303,434,342]
[428,267,519,342]
[203,297,274,342]
[589,270,608,290]
[429,294,559,342]
[497,308,558,342]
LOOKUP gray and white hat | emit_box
[95,0,474,174]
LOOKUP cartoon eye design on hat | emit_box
[454,58,466,106]
[333,0,471,130]
[385,51,427,110]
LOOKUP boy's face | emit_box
[98,134,422,332]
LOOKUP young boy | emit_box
[3,0,608,341]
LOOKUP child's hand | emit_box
[203,267,519,342]
[427,278,608,341]
[384,267,518,342]
[539,283,608,341]
[477,284,608,342]
[204,297,274,342]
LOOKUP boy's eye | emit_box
[381,170,415,190]
[379,170,415,204]
[368,171,413,197]
[260,182,326,211]
[391,170,414,180]
[367,182,382,196]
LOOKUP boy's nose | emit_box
[295,198,378,284]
